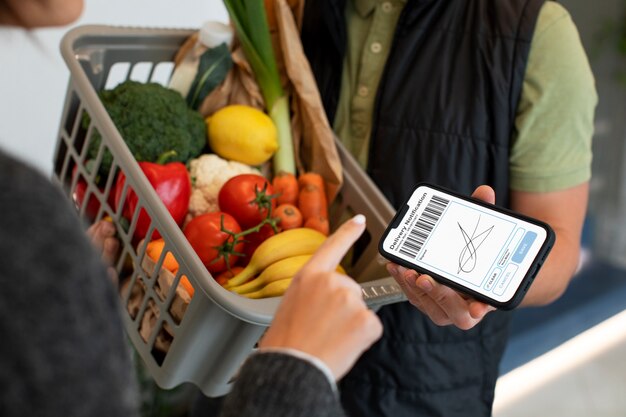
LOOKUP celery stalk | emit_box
[223,0,296,175]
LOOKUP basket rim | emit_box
[60,24,284,326]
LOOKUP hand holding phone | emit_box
[379,183,555,311]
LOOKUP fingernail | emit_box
[352,214,366,225]
[417,278,433,292]
[386,263,398,275]
[396,265,407,275]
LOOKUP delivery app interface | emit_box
[381,186,547,302]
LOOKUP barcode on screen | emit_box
[399,195,450,258]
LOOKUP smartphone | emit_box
[378,183,555,310]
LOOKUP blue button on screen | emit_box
[512,231,537,263]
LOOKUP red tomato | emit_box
[183,212,244,274]
[218,174,277,229]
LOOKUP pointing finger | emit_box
[298,214,366,275]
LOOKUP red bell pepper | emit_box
[72,166,100,221]
[72,161,116,221]
[114,153,191,240]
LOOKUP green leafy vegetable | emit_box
[186,43,233,110]
[85,81,206,175]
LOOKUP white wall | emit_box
[0,0,228,174]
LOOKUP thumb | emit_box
[471,185,495,205]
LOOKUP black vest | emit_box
[302,1,545,416]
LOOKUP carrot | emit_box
[275,203,303,230]
[298,172,326,192]
[304,215,330,236]
[179,276,195,298]
[215,266,245,287]
[145,239,193,297]
[272,171,299,206]
[297,172,328,220]
[298,183,325,220]
[146,239,180,273]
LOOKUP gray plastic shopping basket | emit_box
[52,25,406,397]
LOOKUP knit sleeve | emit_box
[220,352,345,417]
[0,152,140,417]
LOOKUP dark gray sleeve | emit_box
[220,352,346,417]
[0,153,139,417]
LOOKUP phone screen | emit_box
[379,184,550,304]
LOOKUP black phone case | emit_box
[378,183,556,310]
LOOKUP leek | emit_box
[223,0,296,175]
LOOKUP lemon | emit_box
[207,105,278,166]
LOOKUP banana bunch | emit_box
[226,228,332,299]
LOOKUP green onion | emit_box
[223,0,296,175]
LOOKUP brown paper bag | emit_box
[174,0,343,201]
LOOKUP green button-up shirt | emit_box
[333,1,596,192]
[333,0,407,168]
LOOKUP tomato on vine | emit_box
[183,212,244,274]
[218,174,278,229]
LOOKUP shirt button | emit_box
[382,2,393,12]
[353,124,367,137]
[370,42,382,54]
[358,85,369,97]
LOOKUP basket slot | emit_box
[56,136,78,189]
[129,61,155,84]
[152,62,175,86]
[133,278,153,328]
[120,255,141,308]
[140,298,160,344]
[166,272,192,325]
[150,321,174,366]
[53,136,69,183]
[138,299,175,366]
[123,275,144,321]
[104,62,131,90]
[88,126,107,169]
[118,184,145,241]
[327,187,387,283]
[72,106,95,161]
[63,91,84,142]
[105,164,122,213]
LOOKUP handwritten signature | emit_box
[457,214,494,274]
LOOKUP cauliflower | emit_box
[187,154,260,217]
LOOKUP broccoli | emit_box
[86,81,206,173]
